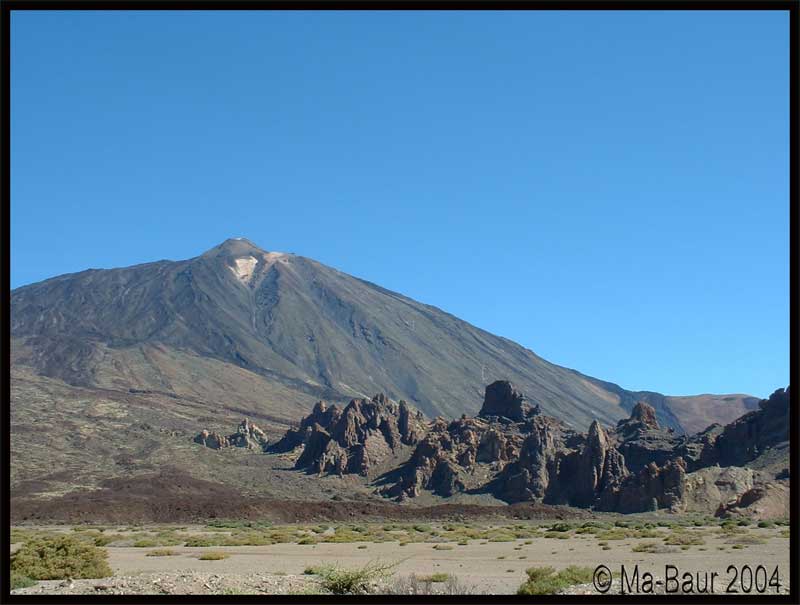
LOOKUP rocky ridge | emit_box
[376,383,789,516]
[200,382,789,518]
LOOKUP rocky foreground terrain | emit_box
[10,521,790,596]
[234,381,790,519]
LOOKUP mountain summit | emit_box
[10,238,758,432]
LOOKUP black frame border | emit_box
[0,2,797,604]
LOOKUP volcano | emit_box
[11,238,758,433]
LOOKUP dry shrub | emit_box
[11,535,112,580]
[517,566,594,595]
[314,560,398,595]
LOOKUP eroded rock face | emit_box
[378,383,790,516]
[713,387,790,467]
[715,481,790,521]
[478,380,540,422]
[272,393,425,477]
[614,402,681,474]
[194,418,269,452]
[380,414,529,499]
[194,430,230,450]
[601,458,687,513]
[494,416,569,502]
[682,466,761,513]
[228,381,790,517]
[629,402,660,430]
[383,388,636,509]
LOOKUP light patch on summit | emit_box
[263,251,290,268]
[230,256,259,284]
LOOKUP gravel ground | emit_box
[11,528,790,596]
[12,572,315,595]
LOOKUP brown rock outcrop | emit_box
[272,393,425,477]
[194,430,230,450]
[601,458,687,513]
[382,411,534,499]
[613,402,681,473]
[682,466,761,513]
[229,418,269,450]
[194,418,269,452]
[478,380,539,422]
[379,383,790,515]
[713,387,790,467]
[715,481,790,521]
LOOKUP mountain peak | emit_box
[206,237,265,256]
[200,238,291,286]
[10,239,757,435]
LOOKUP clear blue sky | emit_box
[10,10,790,398]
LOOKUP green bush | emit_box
[91,535,117,547]
[488,533,516,542]
[420,573,450,583]
[632,541,675,554]
[758,520,775,529]
[517,566,594,595]
[11,535,112,580]
[10,572,36,590]
[549,523,571,532]
[664,532,704,546]
[146,549,178,557]
[198,552,229,560]
[717,523,747,535]
[596,529,629,541]
[725,534,766,546]
[580,521,611,531]
[314,560,398,595]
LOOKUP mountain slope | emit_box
[10,238,757,432]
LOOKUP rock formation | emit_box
[270,393,425,477]
[601,458,687,513]
[194,418,269,452]
[383,382,634,508]
[715,480,790,521]
[381,414,529,499]
[712,387,790,467]
[478,380,540,422]
[375,382,790,517]
[265,381,789,517]
[194,430,231,450]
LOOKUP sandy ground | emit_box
[14,528,789,595]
